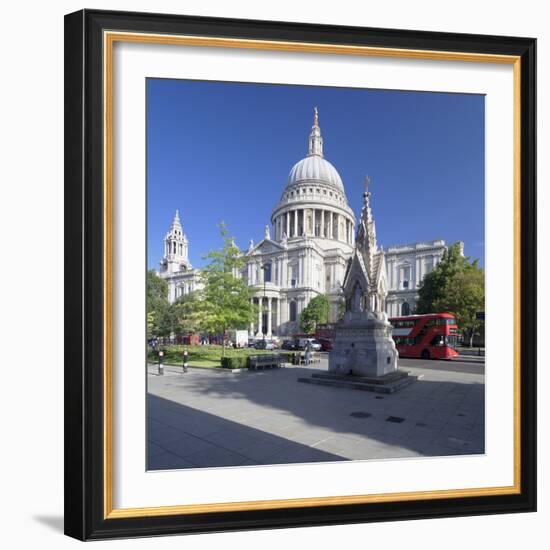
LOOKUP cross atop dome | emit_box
[308,106,324,157]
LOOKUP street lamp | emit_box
[261,263,269,342]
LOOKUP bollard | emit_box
[158,350,164,376]
[183,349,189,373]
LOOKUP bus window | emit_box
[430,335,445,346]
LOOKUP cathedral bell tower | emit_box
[161,209,191,274]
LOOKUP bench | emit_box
[248,354,284,370]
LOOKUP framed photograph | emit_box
[64,9,536,540]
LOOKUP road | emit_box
[394,357,484,375]
[314,353,484,375]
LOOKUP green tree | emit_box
[198,224,256,356]
[172,292,203,336]
[146,269,170,338]
[300,294,330,333]
[417,242,485,346]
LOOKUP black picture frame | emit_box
[64,9,536,541]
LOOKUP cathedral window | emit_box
[289,301,297,322]
[263,262,272,283]
[399,265,411,289]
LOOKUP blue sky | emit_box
[147,79,484,269]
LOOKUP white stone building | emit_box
[158,109,450,336]
[158,209,202,303]
[384,240,451,317]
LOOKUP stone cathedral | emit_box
[159,109,452,337]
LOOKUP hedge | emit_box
[220,356,249,369]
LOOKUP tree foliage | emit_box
[198,224,256,355]
[146,269,171,338]
[300,294,330,333]
[172,292,203,336]
[417,242,485,345]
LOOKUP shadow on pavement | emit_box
[147,393,346,470]
[147,365,485,470]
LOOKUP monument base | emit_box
[329,310,399,378]
[297,370,420,394]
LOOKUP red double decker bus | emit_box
[389,313,459,359]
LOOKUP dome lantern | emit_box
[308,107,324,157]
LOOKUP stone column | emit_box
[276,298,281,334]
[250,298,254,335]
[293,210,298,237]
[267,297,272,337]
[285,212,290,237]
[321,210,325,237]
[257,298,262,336]
[330,212,334,239]
[312,209,316,236]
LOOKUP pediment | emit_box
[247,238,285,256]
[343,252,369,294]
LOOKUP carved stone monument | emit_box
[329,178,398,377]
[299,178,417,393]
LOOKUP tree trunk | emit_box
[468,329,474,348]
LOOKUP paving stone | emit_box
[147,357,485,467]
[159,434,216,457]
[184,447,260,468]
[148,452,197,470]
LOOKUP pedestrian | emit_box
[304,340,312,365]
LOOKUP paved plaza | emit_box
[147,355,485,470]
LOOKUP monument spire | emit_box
[308,106,324,157]
[356,176,378,278]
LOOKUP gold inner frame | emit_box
[103,30,522,519]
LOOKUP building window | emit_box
[401,302,411,316]
[263,262,272,283]
[289,301,297,322]
[399,265,411,289]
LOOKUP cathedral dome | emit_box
[286,155,344,191]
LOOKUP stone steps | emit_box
[297,370,420,394]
